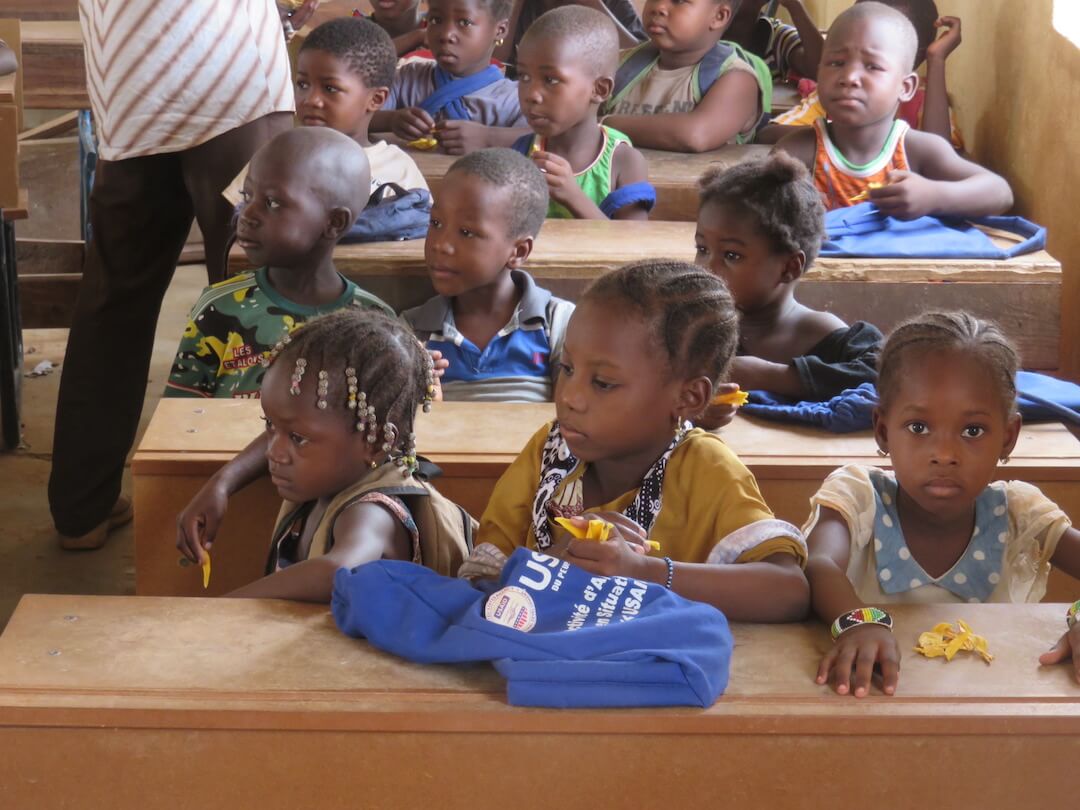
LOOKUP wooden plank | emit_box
[0,103,18,208]
[0,18,24,129]
[0,72,12,103]
[0,595,1079,809]
[15,238,82,326]
[20,20,86,110]
[17,109,76,140]
[409,145,770,222]
[131,399,1080,597]
[0,2,78,21]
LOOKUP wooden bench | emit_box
[409,144,770,222]
[229,220,1064,369]
[20,21,87,110]
[131,399,1080,599]
[1,594,1078,808]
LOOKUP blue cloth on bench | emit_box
[739,373,1080,432]
[332,548,733,708]
[820,203,1046,259]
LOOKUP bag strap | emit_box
[608,42,660,112]
[367,182,409,206]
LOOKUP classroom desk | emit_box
[131,399,1080,599]
[409,144,770,222]
[0,594,1078,809]
[20,21,87,110]
[228,221,1064,369]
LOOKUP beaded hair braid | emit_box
[263,308,436,475]
[877,310,1019,415]
[582,259,740,392]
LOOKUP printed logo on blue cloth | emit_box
[485,585,537,632]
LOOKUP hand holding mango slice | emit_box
[849,181,886,204]
[201,550,212,590]
[711,387,749,407]
[914,619,993,664]
[554,516,661,551]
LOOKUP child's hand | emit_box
[926,16,962,63]
[530,150,583,206]
[433,120,489,155]
[428,349,448,401]
[870,170,936,220]
[176,478,230,564]
[695,382,741,431]
[816,623,901,697]
[1038,622,1080,685]
[394,107,437,142]
[563,512,652,577]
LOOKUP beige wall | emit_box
[804,0,1080,376]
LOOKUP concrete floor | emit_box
[0,136,210,629]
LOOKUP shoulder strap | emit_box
[607,42,661,112]
[693,41,774,138]
[401,481,477,576]
[420,64,504,119]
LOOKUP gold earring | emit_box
[876,447,888,458]
[1000,455,1011,465]
[495,37,504,46]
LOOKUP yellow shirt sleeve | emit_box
[651,429,807,565]
[475,422,551,556]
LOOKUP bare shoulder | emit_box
[793,304,847,347]
[611,138,649,185]
[773,126,816,171]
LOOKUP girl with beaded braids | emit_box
[177,308,474,603]
[805,311,1080,697]
[460,260,810,622]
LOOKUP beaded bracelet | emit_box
[830,606,893,640]
[662,556,674,590]
[1067,600,1080,629]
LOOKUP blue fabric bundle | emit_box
[421,65,504,121]
[740,373,1080,432]
[332,548,733,708]
[820,203,1046,259]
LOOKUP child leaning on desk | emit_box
[805,312,1080,696]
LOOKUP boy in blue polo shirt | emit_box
[403,149,574,402]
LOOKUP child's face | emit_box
[817,15,918,128]
[296,49,387,141]
[555,298,691,465]
[261,362,377,504]
[641,0,733,55]
[237,153,333,269]
[874,350,1021,524]
[424,171,529,297]
[426,0,507,76]
[516,36,609,139]
[695,200,796,313]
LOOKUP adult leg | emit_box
[49,154,194,539]
[184,111,293,284]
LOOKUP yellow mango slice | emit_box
[553,517,663,551]
[848,181,886,204]
[712,387,750,407]
[913,619,993,664]
[202,551,212,590]
[406,135,438,151]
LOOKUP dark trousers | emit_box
[49,112,292,536]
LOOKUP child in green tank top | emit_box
[511,6,656,219]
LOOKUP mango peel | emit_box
[201,551,211,590]
[914,619,992,664]
[554,517,661,551]
[712,387,749,407]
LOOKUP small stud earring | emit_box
[1000,455,1011,465]
[876,447,888,458]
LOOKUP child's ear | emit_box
[593,76,614,104]
[506,234,535,269]
[368,87,390,113]
[1001,411,1022,461]
[872,406,889,455]
[678,375,714,421]
[709,2,735,32]
[899,70,919,103]
[494,18,510,43]
[326,206,355,240]
[780,250,806,283]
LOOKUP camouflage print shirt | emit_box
[164,268,393,399]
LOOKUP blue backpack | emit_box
[342,182,432,244]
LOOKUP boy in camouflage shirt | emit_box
[165,128,393,399]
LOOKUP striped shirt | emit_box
[80,0,295,161]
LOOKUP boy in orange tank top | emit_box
[774,2,1010,218]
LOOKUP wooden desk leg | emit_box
[0,218,22,450]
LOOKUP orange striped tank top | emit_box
[812,118,910,211]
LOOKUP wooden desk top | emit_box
[20,20,81,46]
[132,399,1080,480]
[1,594,1078,732]
[1,188,30,221]
[228,220,1062,283]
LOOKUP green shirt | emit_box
[164,267,393,399]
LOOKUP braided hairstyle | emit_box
[581,259,740,392]
[699,151,825,268]
[264,307,436,472]
[877,311,1019,415]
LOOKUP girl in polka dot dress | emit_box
[804,311,1080,696]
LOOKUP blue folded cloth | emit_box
[820,203,1046,259]
[740,373,1080,432]
[332,548,733,708]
